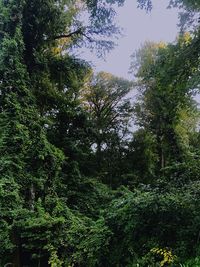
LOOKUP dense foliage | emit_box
[1,0,200,266]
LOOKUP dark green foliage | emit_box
[0,1,65,264]
[103,183,200,266]
[124,129,158,185]
[1,0,200,266]
[0,0,129,265]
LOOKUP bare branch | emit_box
[53,28,83,40]
[51,27,95,43]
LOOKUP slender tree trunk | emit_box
[96,139,102,171]
[13,249,21,267]
[12,229,21,267]
[29,183,35,211]
[157,135,165,170]
[161,147,165,169]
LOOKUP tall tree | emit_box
[0,0,65,265]
[0,0,131,265]
[82,72,133,184]
[131,36,200,174]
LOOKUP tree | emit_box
[0,0,66,265]
[81,72,133,184]
[0,0,131,265]
[123,128,158,185]
[131,36,200,175]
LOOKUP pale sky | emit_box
[78,0,180,80]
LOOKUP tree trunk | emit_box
[12,229,21,267]
[157,135,165,170]
[29,183,35,211]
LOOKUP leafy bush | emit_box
[103,183,200,266]
[129,247,177,267]
[180,257,200,267]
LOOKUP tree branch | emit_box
[52,27,96,43]
[53,28,83,40]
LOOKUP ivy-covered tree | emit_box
[0,0,128,265]
[0,0,66,265]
